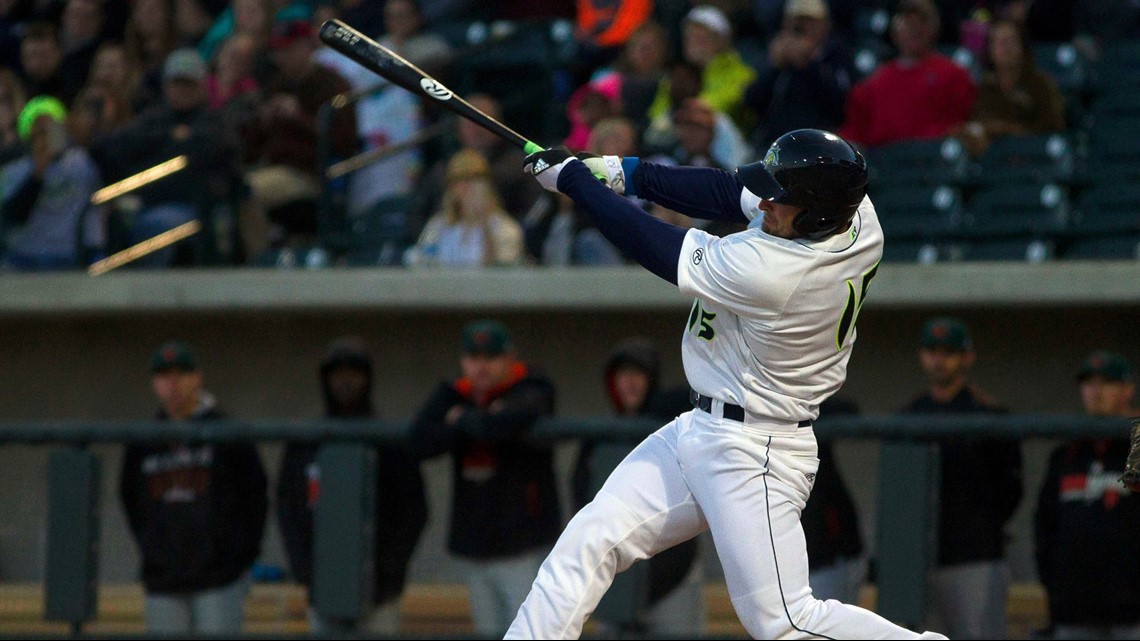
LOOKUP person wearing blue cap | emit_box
[0,95,102,270]
[1035,350,1140,640]
[901,316,1024,640]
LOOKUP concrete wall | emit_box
[0,268,1137,590]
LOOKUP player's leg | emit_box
[679,420,940,640]
[505,413,708,640]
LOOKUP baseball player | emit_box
[507,129,948,640]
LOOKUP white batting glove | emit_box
[575,153,626,195]
[523,146,575,193]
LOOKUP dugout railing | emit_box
[2,413,1133,637]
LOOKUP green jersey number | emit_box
[687,300,717,341]
[836,262,879,350]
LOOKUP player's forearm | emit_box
[625,159,750,225]
[559,161,687,285]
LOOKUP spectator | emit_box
[86,41,154,118]
[573,0,654,78]
[0,68,27,164]
[563,72,622,153]
[1036,350,1140,640]
[642,60,753,169]
[571,337,705,638]
[67,86,128,151]
[609,20,672,137]
[93,48,240,268]
[410,93,544,233]
[804,396,867,605]
[951,18,1066,156]
[174,0,223,46]
[662,97,725,168]
[377,0,452,74]
[900,317,1023,640]
[124,0,182,103]
[119,340,268,635]
[407,319,560,638]
[18,22,79,106]
[198,0,310,65]
[277,336,428,636]
[404,149,524,268]
[243,18,356,259]
[206,32,259,111]
[838,0,977,149]
[743,0,854,151]
[0,95,102,270]
[58,0,107,99]
[646,5,757,133]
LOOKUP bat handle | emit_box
[523,141,544,155]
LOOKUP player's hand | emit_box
[575,152,626,195]
[523,146,575,193]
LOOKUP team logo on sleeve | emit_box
[691,248,704,265]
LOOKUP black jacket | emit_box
[1035,437,1140,626]
[902,386,1024,566]
[119,398,268,594]
[803,397,865,571]
[408,362,560,559]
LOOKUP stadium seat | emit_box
[1092,39,1140,95]
[1034,42,1091,99]
[880,239,940,264]
[963,133,1074,186]
[1060,234,1140,260]
[337,195,415,267]
[868,184,962,242]
[864,138,968,188]
[1079,118,1140,185]
[960,183,1069,238]
[1069,185,1140,235]
[955,237,1056,262]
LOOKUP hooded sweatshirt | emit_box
[277,339,428,605]
[119,392,268,594]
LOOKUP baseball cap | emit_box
[919,317,972,352]
[1076,350,1133,383]
[162,48,207,83]
[684,5,732,39]
[896,0,939,23]
[16,95,67,141]
[445,149,493,185]
[461,319,513,355]
[270,19,315,49]
[785,0,829,19]
[152,341,197,372]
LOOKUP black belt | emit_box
[690,390,811,427]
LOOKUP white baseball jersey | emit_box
[676,195,882,426]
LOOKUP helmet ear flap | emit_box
[792,208,842,240]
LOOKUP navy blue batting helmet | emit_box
[737,129,868,240]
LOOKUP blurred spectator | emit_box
[571,337,705,638]
[408,319,560,638]
[804,396,867,605]
[642,60,752,169]
[175,0,225,45]
[0,95,102,270]
[67,85,129,149]
[58,0,107,97]
[313,0,428,220]
[563,72,621,152]
[378,0,452,73]
[86,41,155,117]
[243,18,356,259]
[662,97,724,168]
[206,32,259,111]
[198,0,310,64]
[901,317,1023,640]
[404,148,524,268]
[951,18,1066,157]
[124,0,183,102]
[607,20,671,137]
[0,0,26,67]
[743,0,854,151]
[410,93,543,232]
[93,48,240,268]
[838,0,977,149]
[1036,350,1140,641]
[573,0,654,77]
[646,5,757,133]
[277,336,428,636]
[0,68,26,164]
[754,0,860,51]
[18,21,80,105]
[119,340,268,635]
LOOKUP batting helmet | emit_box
[736,129,868,240]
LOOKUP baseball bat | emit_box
[318,18,544,155]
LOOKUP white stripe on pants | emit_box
[506,410,933,639]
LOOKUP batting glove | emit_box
[575,153,626,195]
[524,146,576,193]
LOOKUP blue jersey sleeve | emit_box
[557,160,687,285]
[623,158,750,225]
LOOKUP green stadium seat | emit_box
[961,183,1069,238]
[1069,184,1140,235]
[864,138,969,188]
[868,184,963,242]
[963,133,1074,187]
[1060,235,1140,260]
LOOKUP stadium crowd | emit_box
[1,0,1138,270]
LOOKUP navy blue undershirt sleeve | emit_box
[557,160,687,285]
[622,158,750,225]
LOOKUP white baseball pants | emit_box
[505,409,943,640]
